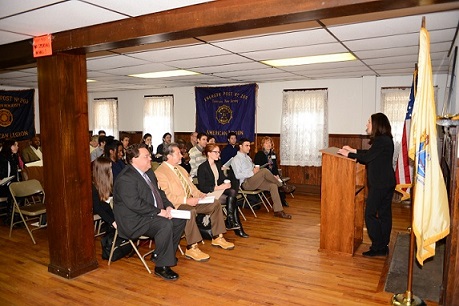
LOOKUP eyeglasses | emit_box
[211,151,221,154]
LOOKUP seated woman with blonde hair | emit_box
[254,136,292,207]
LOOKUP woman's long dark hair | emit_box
[369,113,392,144]
[92,157,113,201]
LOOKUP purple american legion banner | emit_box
[0,89,35,141]
[195,84,256,143]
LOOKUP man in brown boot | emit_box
[155,143,234,262]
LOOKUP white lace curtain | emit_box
[93,98,118,137]
[280,89,328,167]
[143,95,174,149]
[381,86,439,167]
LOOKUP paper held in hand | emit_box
[198,196,215,204]
[170,209,191,220]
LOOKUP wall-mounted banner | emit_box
[0,89,35,141]
[195,83,256,143]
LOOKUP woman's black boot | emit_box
[233,211,249,238]
[225,196,240,230]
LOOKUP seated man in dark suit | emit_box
[113,144,186,281]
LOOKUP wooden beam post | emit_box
[37,51,97,278]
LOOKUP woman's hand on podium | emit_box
[337,148,349,156]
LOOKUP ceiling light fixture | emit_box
[261,52,356,67]
[129,70,200,79]
[86,79,96,82]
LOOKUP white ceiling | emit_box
[0,1,458,92]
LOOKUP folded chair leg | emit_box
[108,230,119,265]
[241,193,257,218]
[130,240,152,274]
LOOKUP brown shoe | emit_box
[274,211,292,219]
[185,244,210,262]
[211,234,235,250]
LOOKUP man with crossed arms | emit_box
[155,143,234,262]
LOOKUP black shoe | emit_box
[362,247,388,257]
[154,266,179,281]
[281,200,289,207]
[234,229,249,238]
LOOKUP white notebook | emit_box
[170,209,191,220]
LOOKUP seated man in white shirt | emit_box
[231,138,292,219]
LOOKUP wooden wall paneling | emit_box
[37,51,97,278]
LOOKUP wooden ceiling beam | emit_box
[0,0,458,69]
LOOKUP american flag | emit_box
[394,69,417,200]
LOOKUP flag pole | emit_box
[392,19,427,306]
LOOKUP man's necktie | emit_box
[174,167,192,198]
[143,173,164,209]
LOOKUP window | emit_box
[381,87,411,166]
[93,98,118,137]
[280,89,328,167]
[381,86,438,167]
[143,95,174,148]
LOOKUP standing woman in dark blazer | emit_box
[338,113,395,257]
[197,143,249,238]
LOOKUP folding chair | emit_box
[9,179,46,244]
[108,229,155,273]
[238,188,271,217]
[93,214,105,237]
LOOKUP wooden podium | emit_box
[319,147,366,255]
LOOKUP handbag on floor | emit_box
[101,232,133,261]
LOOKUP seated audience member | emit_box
[155,132,172,162]
[155,143,235,262]
[141,133,154,158]
[90,135,99,154]
[177,140,191,174]
[189,133,208,177]
[113,144,186,280]
[92,157,116,233]
[22,136,42,164]
[120,135,130,161]
[207,135,216,144]
[254,136,290,207]
[232,138,292,219]
[90,135,106,162]
[197,143,249,238]
[0,139,21,222]
[220,132,238,165]
[186,132,198,152]
[98,130,106,136]
[103,139,125,180]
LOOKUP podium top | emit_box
[320,147,356,161]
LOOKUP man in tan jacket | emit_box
[155,143,234,262]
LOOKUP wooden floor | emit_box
[0,194,435,306]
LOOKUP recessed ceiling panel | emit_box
[328,10,459,41]
[211,28,336,53]
[128,44,229,63]
[87,55,150,70]
[243,43,346,61]
[0,1,126,36]
[0,1,64,19]
[166,54,252,69]
[192,62,268,74]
